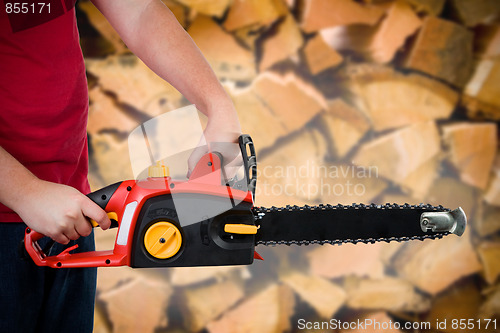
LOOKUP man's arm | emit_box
[90,0,241,142]
[0,146,111,243]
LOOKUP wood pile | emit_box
[77,0,500,332]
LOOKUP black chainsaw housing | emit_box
[130,193,256,268]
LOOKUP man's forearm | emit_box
[0,146,38,213]
[91,0,237,122]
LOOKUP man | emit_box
[0,1,241,331]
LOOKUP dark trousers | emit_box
[0,223,97,333]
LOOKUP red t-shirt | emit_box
[0,0,90,222]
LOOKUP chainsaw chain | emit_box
[253,203,450,246]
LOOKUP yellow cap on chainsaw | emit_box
[148,161,170,178]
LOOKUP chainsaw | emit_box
[24,134,467,268]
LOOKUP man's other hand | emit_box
[187,106,242,179]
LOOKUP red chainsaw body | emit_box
[24,152,255,268]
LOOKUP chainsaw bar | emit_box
[253,203,465,246]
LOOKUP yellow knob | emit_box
[148,161,170,178]
[144,222,182,259]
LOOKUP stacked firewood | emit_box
[78,0,500,332]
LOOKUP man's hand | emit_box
[15,179,111,244]
[187,105,242,178]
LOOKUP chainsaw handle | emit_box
[238,135,257,201]
[24,228,51,266]
[25,228,45,242]
[25,181,123,244]
[23,181,129,267]
[26,181,123,241]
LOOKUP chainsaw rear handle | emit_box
[31,180,123,234]
[24,181,124,265]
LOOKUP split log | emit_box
[170,266,249,287]
[442,122,497,190]
[91,133,134,185]
[320,163,388,205]
[342,65,458,131]
[93,306,110,333]
[300,0,384,33]
[462,95,500,121]
[325,1,421,64]
[94,230,141,294]
[464,59,500,119]
[425,281,482,332]
[448,0,500,27]
[393,231,482,295]
[474,24,500,59]
[256,129,327,206]
[403,0,445,15]
[223,0,288,31]
[477,243,500,285]
[352,121,441,196]
[232,25,263,50]
[320,25,373,57]
[88,87,138,135]
[78,1,127,54]
[258,14,304,72]
[403,16,474,88]
[175,0,232,18]
[252,71,327,133]
[485,156,500,206]
[96,265,139,295]
[426,178,478,221]
[281,271,346,319]
[142,93,189,120]
[320,0,422,64]
[181,280,245,332]
[229,86,287,150]
[99,277,172,333]
[463,60,500,118]
[86,55,183,114]
[378,237,405,266]
[306,242,384,279]
[344,277,431,312]
[368,0,421,63]
[399,155,441,200]
[188,16,256,81]
[206,284,295,333]
[302,34,343,75]
[476,204,500,238]
[319,98,370,158]
[478,285,500,319]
